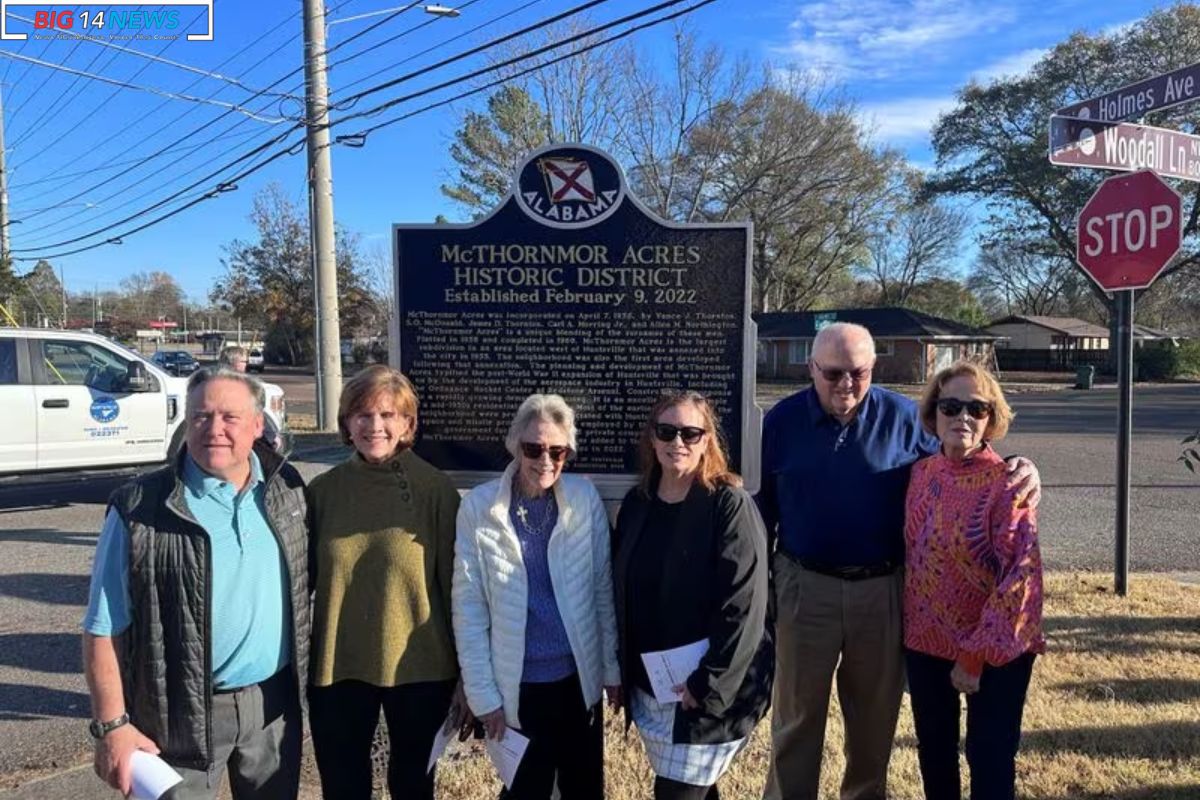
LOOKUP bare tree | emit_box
[861,175,966,306]
[967,241,1076,317]
[690,70,898,311]
[612,28,751,221]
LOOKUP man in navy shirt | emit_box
[759,323,1039,800]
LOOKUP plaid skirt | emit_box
[630,689,746,787]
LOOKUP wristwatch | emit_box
[88,712,130,740]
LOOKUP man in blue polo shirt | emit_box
[759,323,1039,800]
[82,368,310,800]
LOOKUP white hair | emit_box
[504,393,578,458]
[813,322,876,359]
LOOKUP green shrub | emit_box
[1134,345,1179,380]
[1177,340,1200,377]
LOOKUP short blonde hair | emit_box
[337,365,419,447]
[504,394,578,459]
[919,360,1013,441]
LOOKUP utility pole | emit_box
[59,265,66,327]
[0,84,10,261]
[302,0,342,431]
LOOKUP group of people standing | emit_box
[82,322,1044,800]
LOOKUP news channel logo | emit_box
[1,1,214,42]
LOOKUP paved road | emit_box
[0,382,1197,795]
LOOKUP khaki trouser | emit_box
[764,554,904,800]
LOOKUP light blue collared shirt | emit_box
[82,453,291,689]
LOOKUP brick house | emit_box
[755,308,1001,383]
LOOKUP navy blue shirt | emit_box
[757,386,939,567]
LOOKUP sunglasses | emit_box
[936,398,993,420]
[519,442,570,461]
[812,360,872,384]
[653,423,707,445]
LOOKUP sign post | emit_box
[1075,169,1182,595]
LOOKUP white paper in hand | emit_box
[427,718,455,774]
[484,728,530,790]
[640,639,710,704]
[129,751,183,800]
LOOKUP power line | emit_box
[8,9,304,217]
[6,10,303,102]
[7,5,153,153]
[6,0,359,184]
[14,0,600,245]
[0,51,294,122]
[348,0,717,140]
[0,31,56,101]
[9,0,464,236]
[332,0,613,113]
[329,0,534,97]
[6,0,395,220]
[325,0,490,81]
[13,0,720,260]
[8,125,272,191]
[5,28,87,121]
[351,0,719,140]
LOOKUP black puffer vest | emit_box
[107,443,310,769]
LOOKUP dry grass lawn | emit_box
[425,573,1200,800]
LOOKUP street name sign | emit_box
[1049,115,1200,182]
[1075,169,1182,292]
[1056,60,1200,121]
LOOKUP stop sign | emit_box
[1076,169,1182,291]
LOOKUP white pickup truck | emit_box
[0,328,291,477]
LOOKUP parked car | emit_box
[247,347,265,373]
[150,349,199,377]
[0,329,291,477]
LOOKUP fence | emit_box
[995,348,1110,372]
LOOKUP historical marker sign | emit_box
[1075,169,1182,292]
[1049,115,1200,182]
[1055,60,1200,122]
[391,144,759,498]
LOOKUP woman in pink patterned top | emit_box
[903,360,1044,800]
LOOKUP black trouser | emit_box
[308,678,455,800]
[501,674,603,800]
[904,650,1036,800]
[654,776,720,800]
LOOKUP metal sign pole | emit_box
[1115,289,1134,596]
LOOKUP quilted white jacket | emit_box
[452,462,620,728]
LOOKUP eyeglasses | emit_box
[653,423,707,445]
[812,360,872,384]
[519,442,570,461]
[936,398,993,420]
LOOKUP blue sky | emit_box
[0,0,1166,307]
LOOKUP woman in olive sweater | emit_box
[307,366,468,799]
[613,390,774,800]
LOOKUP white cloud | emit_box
[1100,18,1139,38]
[782,0,1020,80]
[858,96,957,144]
[971,47,1046,83]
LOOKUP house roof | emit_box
[1131,323,1177,340]
[988,315,1110,338]
[754,307,999,340]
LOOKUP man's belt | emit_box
[780,551,897,581]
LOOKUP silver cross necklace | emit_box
[515,488,556,534]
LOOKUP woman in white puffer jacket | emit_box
[452,393,620,800]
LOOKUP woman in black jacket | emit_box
[614,390,774,800]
